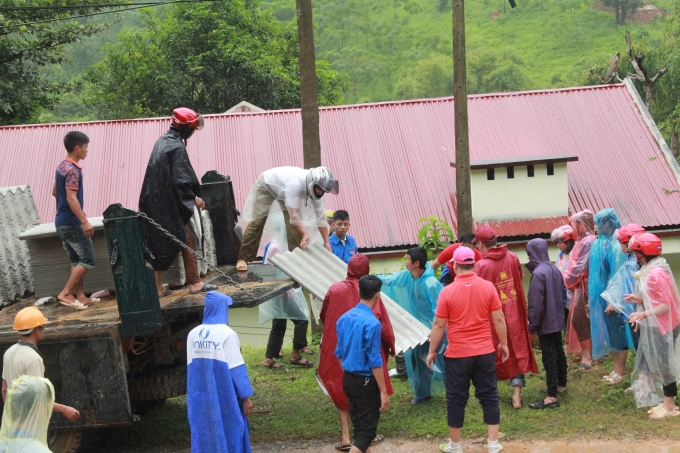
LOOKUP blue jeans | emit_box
[55,225,95,269]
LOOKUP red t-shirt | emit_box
[435,272,502,358]
[437,244,484,276]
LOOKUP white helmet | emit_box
[306,167,339,200]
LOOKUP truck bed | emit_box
[0,264,294,336]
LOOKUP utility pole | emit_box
[452,0,472,235]
[296,0,322,169]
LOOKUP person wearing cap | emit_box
[187,291,254,451]
[550,225,576,320]
[473,226,537,410]
[525,238,568,409]
[427,246,509,453]
[326,210,336,236]
[329,210,357,264]
[2,307,80,421]
[236,166,339,272]
[624,234,680,418]
[562,210,597,370]
[377,247,445,404]
[139,107,215,298]
[600,224,646,384]
[430,233,483,286]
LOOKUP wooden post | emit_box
[296,0,322,169]
[453,0,473,235]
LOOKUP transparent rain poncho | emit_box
[238,167,327,231]
[589,209,627,360]
[563,210,596,354]
[0,375,54,453]
[601,252,638,349]
[258,212,310,323]
[629,257,680,408]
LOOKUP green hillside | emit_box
[263,0,670,103]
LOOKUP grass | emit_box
[84,340,680,451]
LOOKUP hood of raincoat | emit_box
[0,376,54,447]
[570,210,596,239]
[482,244,509,261]
[347,254,370,280]
[526,238,550,273]
[594,208,621,239]
[203,291,233,325]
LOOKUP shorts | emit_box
[55,225,96,269]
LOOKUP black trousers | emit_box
[444,352,499,428]
[538,331,568,397]
[265,318,308,359]
[343,371,381,453]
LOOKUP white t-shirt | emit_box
[187,324,245,370]
[2,343,45,386]
[262,167,322,211]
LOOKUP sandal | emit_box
[301,346,315,355]
[603,371,623,384]
[334,443,351,452]
[647,403,679,415]
[370,434,385,446]
[649,405,680,419]
[189,283,217,295]
[509,397,523,409]
[290,356,314,368]
[261,359,283,369]
[58,299,88,310]
[158,288,173,298]
[577,363,591,371]
[236,260,248,272]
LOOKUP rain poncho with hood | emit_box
[0,375,54,453]
[238,167,327,231]
[187,292,253,453]
[526,239,567,336]
[601,251,638,350]
[589,209,628,359]
[475,245,538,380]
[259,212,310,323]
[318,254,395,410]
[629,257,680,407]
[563,210,597,354]
[139,127,201,271]
[377,264,446,399]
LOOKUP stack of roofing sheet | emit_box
[162,211,217,287]
[268,243,430,355]
[0,186,40,305]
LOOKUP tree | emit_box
[83,0,344,119]
[392,53,452,99]
[602,0,642,25]
[0,1,125,124]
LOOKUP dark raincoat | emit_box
[319,255,395,410]
[526,239,567,336]
[475,245,538,380]
[139,127,200,271]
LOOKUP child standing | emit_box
[52,131,97,310]
[330,210,357,264]
[525,239,568,409]
[335,276,390,453]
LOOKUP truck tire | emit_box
[128,366,186,402]
[48,429,83,453]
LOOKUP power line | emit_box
[0,0,218,30]
[0,1,167,11]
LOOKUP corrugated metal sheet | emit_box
[475,216,571,239]
[269,243,430,354]
[0,186,40,305]
[1,83,679,249]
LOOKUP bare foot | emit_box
[190,282,204,292]
[76,294,93,306]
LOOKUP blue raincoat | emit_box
[187,292,254,453]
[377,264,446,399]
[601,252,638,349]
[589,209,627,360]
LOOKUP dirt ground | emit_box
[251,438,680,453]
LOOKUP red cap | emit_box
[451,246,476,265]
[473,226,497,244]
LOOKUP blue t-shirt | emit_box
[55,159,84,226]
[335,303,383,376]
[329,233,357,264]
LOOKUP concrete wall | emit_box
[471,163,568,221]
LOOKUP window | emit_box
[487,168,495,180]
[507,166,514,179]
[547,163,554,175]
[527,164,535,177]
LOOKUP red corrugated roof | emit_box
[1,83,679,249]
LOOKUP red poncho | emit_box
[318,254,395,410]
[474,245,538,380]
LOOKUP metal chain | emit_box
[137,211,259,300]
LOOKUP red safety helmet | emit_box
[614,223,645,244]
[550,225,576,243]
[171,107,204,131]
[629,232,662,256]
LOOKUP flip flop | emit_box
[236,260,248,272]
[577,363,591,371]
[649,405,680,419]
[647,403,679,415]
[89,297,101,305]
[290,356,314,368]
[370,435,385,446]
[59,299,88,310]
[189,283,217,295]
[334,443,351,452]
[158,288,173,298]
